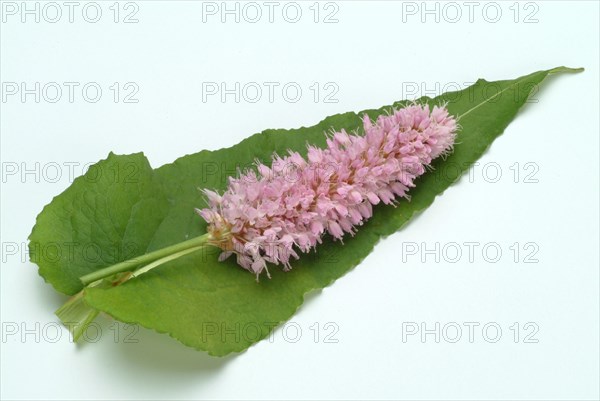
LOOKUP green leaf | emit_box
[29,67,582,356]
[29,152,171,295]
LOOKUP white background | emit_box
[1,1,599,400]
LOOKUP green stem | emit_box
[55,279,106,342]
[56,292,100,342]
[79,233,212,286]
[129,245,208,278]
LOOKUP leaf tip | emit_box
[548,66,584,74]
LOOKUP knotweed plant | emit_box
[32,66,583,351]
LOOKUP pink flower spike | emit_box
[197,104,458,278]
